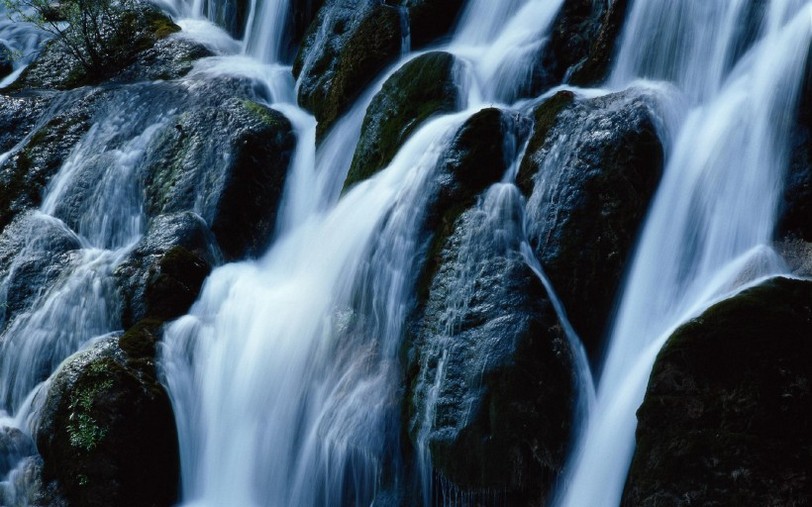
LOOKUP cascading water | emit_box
[0,88,177,497]
[556,2,812,506]
[159,0,593,505]
[1,0,809,504]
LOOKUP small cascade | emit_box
[0,88,178,498]
[399,6,411,56]
[0,4,52,87]
[557,2,812,506]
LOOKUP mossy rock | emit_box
[294,0,402,139]
[10,1,181,91]
[623,277,812,506]
[523,88,664,363]
[344,51,460,190]
[115,211,218,328]
[143,94,295,260]
[37,338,180,507]
[0,88,103,232]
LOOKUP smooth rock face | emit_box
[115,212,217,328]
[623,277,812,507]
[409,188,575,504]
[345,51,460,190]
[294,0,465,138]
[523,88,664,362]
[36,338,180,507]
[406,107,572,503]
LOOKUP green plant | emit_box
[1,0,133,76]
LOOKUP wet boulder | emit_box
[11,1,181,90]
[142,89,295,260]
[0,211,82,329]
[408,186,575,504]
[109,35,213,85]
[414,107,532,300]
[0,427,36,478]
[553,0,630,87]
[345,51,460,190]
[36,337,180,507]
[0,93,51,155]
[115,212,218,328]
[522,88,664,362]
[0,88,103,232]
[385,0,466,48]
[294,0,401,138]
[623,277,812,506]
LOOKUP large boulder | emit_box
[294,0,401,138]
[10,1,182,91]
[0,211,82,330]
[0,87,103,232]
[522,88,664,362]
[141,84,295,260]
[623,277,812,506]
[36,337,180,507]
[115,212,217,328]
[344,51,460,190]
[294,0,464,138]
[408,185,575,504]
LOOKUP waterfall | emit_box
[1,0,809,504]
[556,2,812,506]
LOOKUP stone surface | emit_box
[345,51,460,189]
[37,338,180,507]
[623,277,812,506]
[522,88,664,362]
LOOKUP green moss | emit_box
[146,11,181,40]
[66,359,117,453]
[344,52,459,191]
[241,99,283,128]
[119,318,163,359]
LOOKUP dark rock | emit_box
[110,36,213,84]
[11,1,181,91]
[623,277,812,506]
[523,88,664,363]
[345,51,460,190]
[409,185,574,503]
[0,92,51,154]
[387,0,466,48]
[0,427,36,477]
[0,211,82,329]
[0,44,12,80]
[294,0,402,138]
[115,212,218,328]
[416,107,532,302]
[36,337,180,507]
[567,0,630,86]
[0,88,103,233]
[284,0,327,61]
[142,91,295,260]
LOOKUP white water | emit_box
[2,0,809,504]
[557,2,812,506]
[158,0,591,505]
